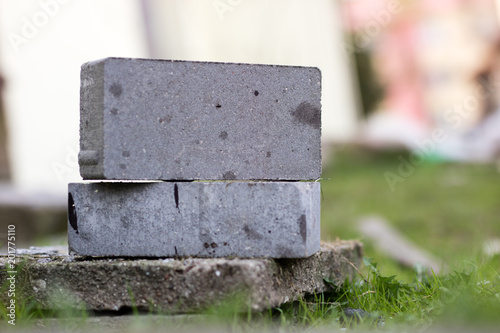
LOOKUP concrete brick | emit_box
[79,58,321,180]
[0,242,362,313]
[68,181,320,258]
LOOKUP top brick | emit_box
[79,58,321,180]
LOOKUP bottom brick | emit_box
[68,181,320,258]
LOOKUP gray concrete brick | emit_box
[79,58,321,180]
[68,181,320,258]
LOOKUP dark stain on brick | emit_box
[243,225,263,240]
[159,115,172,124]
[219,131,228,140]
[298,214,307,243]
[121,216,130,229]
[174,184,179,211]
[109,82,123,98]
[68,193,78,234]
[223,171,236,180]
[291,102,320,129]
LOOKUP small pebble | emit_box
[37,258,52,264]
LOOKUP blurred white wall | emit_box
[0,0,148,193]
[0,0,358,194]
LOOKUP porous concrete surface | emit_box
[79,57,321,181]
[0,241,362,313]
[68,181,320,258]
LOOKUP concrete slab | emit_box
[0,241,362,313]
[68,181,320,258]
[79,58,321,180]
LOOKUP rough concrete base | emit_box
[0,241,362,313]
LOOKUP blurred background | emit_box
[0,0,498,274]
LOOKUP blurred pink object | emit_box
[376,19,428,126]
[342,0,398,30]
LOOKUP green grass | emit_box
[321,147,500,279]
[1,146,500,331]
[332,257,500,329]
